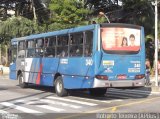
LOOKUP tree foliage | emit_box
[0,0,159,66]
[49,0,91,29]
[0,16,44,44]
[0,0,50,24]
[0,0,159,39]
[120,0,155,35]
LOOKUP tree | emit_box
[0,16,45,65]
[0,16,44,43]
[49,0,91,30]
[84,0,120,15]
[0,0,50,24]
[120,0,155,36]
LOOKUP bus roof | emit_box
[11,23,142,42]
[11,24,97,42]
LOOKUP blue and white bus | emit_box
[9,23,145,96]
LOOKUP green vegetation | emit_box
[0,0,159,66]
[49,0,90,26]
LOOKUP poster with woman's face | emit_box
[101,27,141,51]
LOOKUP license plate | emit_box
[117,75,127,79]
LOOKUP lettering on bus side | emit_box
[60,59,68,64]
[128,60,141,73]
[85,59,93,66]
[105,67,113,73]
[102,60,114,73]
[103,60,114,66]
[128,68,140,73]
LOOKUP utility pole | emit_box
[99,12,110,23]
[155,0,158,86]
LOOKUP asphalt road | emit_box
[0,75,160,119]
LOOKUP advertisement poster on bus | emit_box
[101,27,141,51]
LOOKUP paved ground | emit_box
[0,75,160,119]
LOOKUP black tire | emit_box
[18,73,28,88]
[89,88,107,96]
[55,76,68,97]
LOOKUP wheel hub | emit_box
[57,82,62,93]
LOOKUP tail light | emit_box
[135,74,145,79]
[95,75,108,80]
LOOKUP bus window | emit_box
[26,40,35,58]
[10,42,17,63]
[85,31,93,56]
[44,38,48,47]
[69,32,83,57]
[44,37,56,57]
[36,39,44,57]
[57,35,68,57]
[18,41,25,58]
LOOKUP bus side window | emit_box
[44,37,56,57]
[57,35,68,57]
[26,40,35,58]
[85,31,93,57]
[18,41,25,58]
[35,39,44,57]
[69,32,83,57]
[10,43,17,63]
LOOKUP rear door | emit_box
[16,41,26,79]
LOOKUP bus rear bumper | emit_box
[93,78,145,88]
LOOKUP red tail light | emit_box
[95,75,108,80]
[135,74,145,79]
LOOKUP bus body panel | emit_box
[58,58,93,76]
[40,74,54,86]
[92,53,145,88]
[63,76,93,89]
[60,57,95,89]
[25,58,41,84]
[98,54,144,79]
[41,58,60,86]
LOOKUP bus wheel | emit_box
[18,73,28,88]
[55,76,68,97]
[89,88,107,96]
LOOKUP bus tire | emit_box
[89,88,107,96]
[55,76,68,97]
[18,73,28,88]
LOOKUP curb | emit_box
[151,86,160,92]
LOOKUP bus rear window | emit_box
[101,27,141,52]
